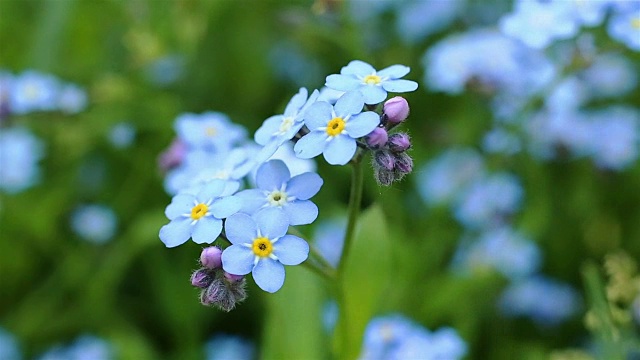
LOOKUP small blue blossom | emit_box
[394,0,464,44]
[9,70,59,114]
[175,112,247,152]
[108,122,136,149]
[221,208,309,293]
[254,88,319,163]
[236,160,322,226]
[313,218,346,268]
[37,334,113,360]
[294,91,379,165]
[569,0,611,27]
[582,53,638,99]
[607,5,640,51]
[159,180,242,247]
[325,60,418,105]
[0,126,44,194]
[70,204,118,244]
[57,83,88,114]
[205,334,255,360]
[586,106,639,170]
[482,127,521,155]
[0,327,21,360]
[262,141,316,177]
[144,55,185,87]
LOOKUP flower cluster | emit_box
[158,60,418,296]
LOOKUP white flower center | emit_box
[278,116,295,134]
[267,190,288,206]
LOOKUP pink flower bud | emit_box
[388,133,411,152]
[191,269,213,288]
[383,96,409,124]
[158,138,187,172]
[394,153,413,174]
[200,246,222,269]
[224,271,244,283]
[374,150,395,171]
[366,128,388,148]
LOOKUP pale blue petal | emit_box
[287,172,323,200]
[359,85,388,105]
[377,64,410,79]
[192,217,222,244]
[294,131,327,159]
[341,60,376,76]
[196,180,226,202]
[235,189,267,214]
[256,160,291,191]
[273,235,309,265]
[209,195,242,219]
[325,75,361,92]
[253,258,285,293]
[382,79,418,93]
[255,207,289,238]
[334,91,365,117]
[220,180,240,196]
[346,112,380,138]
[255,115,282,145]
[221,245,254,275]
[164,194,194,219]
[254,141,280,165]
[324,136,357,165]
[159,218,192,248]
[224,213,258,244]
[284,88,308,116]
[283,200,319,225]
[304,101,333,129]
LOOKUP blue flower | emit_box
[221,208,309,293]
[108,122,136,149]
[325,60,418,104]
[0,327,21,360]
[236,160,322,225]
[159,180,242,247]
[0,126,44,194]
[57,83,87,114]
[607,5,640,51]
[174,112,247,152]
[9,70,59,114]
[294,91,379,165]
[205,334,255,360]
[254,87,319,163]
[313,218,346,268]
[71,204,118,244]
[37,334,113,360]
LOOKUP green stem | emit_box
[288,227,337,279]
[337,160,364,277]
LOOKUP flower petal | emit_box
[235,189,268,215]
[334,91,365,117]
[324,135,357,165]
[224,213,258,244]
[252,258,285,293]
[303,101,333,129]
[209,195,242,219]
[283,88,308,116]
[221,245,254,275]
[191,218,222,244]
[164,194,194,219]
[159,218,192,248]
[254,207,289,239]
[273,235,309,265]
[221,180,241,196]
[196,180,226,202]
[325,74,361,92]
[254,115,282,145]
[283,200,319,225]
[341,60,376,76]
[359,85,388,105]
[287,172,323,200]
[294,131,327,159]
[346,111,380,138]
[256,160,291,191]
[382,79,418,93]
[377,64,410,79]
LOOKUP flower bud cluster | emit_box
[191,246,247,312]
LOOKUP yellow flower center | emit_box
[267,190,288,206]
[326,117,345,136]
[278,117,295,134]
[363,74,381,85]
[632,17,640,30]
[205,126,217,137]
[252,237,273,257]
[190,203,209,220]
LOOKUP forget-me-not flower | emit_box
[71,204,118,244]
[325,60,418,105]
[9,70,59,114]
[236,160,322,225]
[205,333,255,360]
[37,334,113,360]
[254,87,319,163]
[0,126,44,194]
[175,112,247,152]
[221,208,309,293]
[294,91,379,165]
[607,5,640,51]
[0,327,21,360]
[159,180,242,247]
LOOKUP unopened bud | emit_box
[158,138,187,172]
[388,133,411,152]
[374,150,395,171]
[224,271,244,283]
[374,168,395,186]
[394,152,413,174]
[383,96,409,124]
[366,128,388,149]
[191,269,213,288]
[200,246,222,269]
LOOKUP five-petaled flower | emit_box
[325,60,418,105]
[221,208,309,293]
[159,180,242,247]
[294,91,379,165]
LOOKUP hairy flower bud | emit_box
[374,150,395,171]
[224,271,244,283]
[366,128,388,149]
[383,96,409,124]
[191,269,214,288]
[374,168,395,186]
[200,246,223,269]
[394,152,413,174]
[388,133,411,153]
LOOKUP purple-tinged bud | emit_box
[383,96,409,124]
[224,271,244,283]
[191,269,213,288]
[200,246,222,269]
[374,168,395,186]
[366,128,388,149]
[394,152,413,174]
[158,138,186,172]
[374,150,395,171]
[388,133,411,153]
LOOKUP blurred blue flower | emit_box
[452,227,541,281]
[159,180,242,247]
[394,0,464,44]
[0,126,44,194]
[268,42,324,88]
[416,148,485,207]
[254,87,319,163]
[175,112,247,152]
[499,0,579,49]
[144,55,185,87]
[37,334,113,360]
[9,70,59,114]
[71,204,118,244]
[236,160,322,226]
[581,53,638,99]
[390,327,467,360]
[586,106,639,170]
[525,110,592,160]
[569,0,611,27]
[453,172,523,230]
[294,91,379,165]
[499,276,582,326]
[325,60,418,105]
[57,84,87,114]
[0,327,21,360]
[607,5,640,51]
[205,334,255,360]
[482,127,521,155]
[221,208,309,293]
[108,122,136,149]
[313,218,346,268]
[322,300,339,334]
